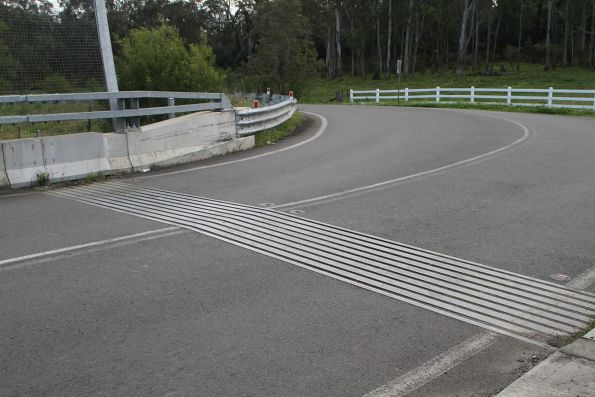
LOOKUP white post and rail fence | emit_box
[349,87,595,111]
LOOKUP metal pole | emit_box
[396,59,402,101]
[94,0,124,131]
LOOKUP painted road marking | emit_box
[49,182,595,344]
[0,227,183,271]
[363,332,499,397]
[272,116,532,210]
[138,111,327,179]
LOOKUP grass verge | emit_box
[254,112,305,147]
[298,63,595,104]
[365,100,595,118]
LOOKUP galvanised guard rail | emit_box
[235,95,298,136]
[0,91,232,130]
[350,87,595,111]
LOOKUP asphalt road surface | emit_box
[1,105,594,396]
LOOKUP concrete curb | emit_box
[496,337,595,396]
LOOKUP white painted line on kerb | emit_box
[363,332,498,397]
[0,226,180,269]
[273,116,532,209]
[139,111,328,179]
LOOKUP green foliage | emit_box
[116,25,223,92]
[298,63,595,104]
[35,171,50,186]
[242,0,322,93]
[255,111,305,147]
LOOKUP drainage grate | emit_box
[50,182,595,343]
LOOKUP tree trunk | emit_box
[473,2,480,71]
[326,26,332,79]
[376,0,383,76]
[456,0,471,78]
[412,3,424,75]
[491,14,501,72]
[518,0,523,70]
[563,0,569,66]
[581,0,587,64]
[385,0,392,78]
[335,3,342,77]
[590,0,595,68]
[403,0,414,76]
[484,13,492,71]
[544,0,553,70]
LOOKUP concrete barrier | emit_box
[1,138,47,188]
[0,109,253,189]
[41,133,112,182]
[102,133,132,174]
[0,144,9,189]
[151,136,255,169]
[126,110,236,171]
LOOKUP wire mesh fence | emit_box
[0,0,107,139]
[0,0,106,95]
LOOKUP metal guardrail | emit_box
[235,96,298,136]
[0,91,232,130]
[350,87,595,111]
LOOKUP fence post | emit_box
[405,88,409,102]
[376,88,380,103]
[593,94,595,112]
[470,86,475,103]
[350,89,353,103]
[130,98,140,128]
[168,97,175,119]
[507,87,512,105]
[547,87,553,107]
[436,86,440,103]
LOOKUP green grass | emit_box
[298,63,595,104]
[254,112,305,147]
[0,101,112,140]
[369,100,595,118]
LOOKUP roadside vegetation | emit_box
[254,112,305,147]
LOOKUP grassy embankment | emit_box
[254,111,305,147]
[298,63,595,117]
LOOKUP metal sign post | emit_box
[396,59,402,101]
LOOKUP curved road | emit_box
[1,105,594,396]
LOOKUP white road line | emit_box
[0,227,180,268]
[272,116,532,209]
[138,111,328,179]
[361,262,593,397]
[363,332,498,397]
[566,265,595,290]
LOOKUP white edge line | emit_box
[138,111,328,179]
[272,116,532,209]
[363,332,499,397]
[0,226,180,267]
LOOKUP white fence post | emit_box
[507,87,512,105]
[376,88,380,103]
[547,87,553,107]
[349,89,353,103]
[470,86,475,103]
[405,88,409,102]
[436,86,440,103]
[593,94,595,112]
